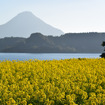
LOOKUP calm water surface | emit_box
[0,53,101,61]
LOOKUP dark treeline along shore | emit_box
[0,32,105,53]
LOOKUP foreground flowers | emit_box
[0,58,105,105]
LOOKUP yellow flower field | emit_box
[0,58,105,105]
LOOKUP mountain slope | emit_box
[0,32,104,53]
[0,11,64,38]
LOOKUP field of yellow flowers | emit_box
[0,58,105,105]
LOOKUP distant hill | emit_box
[0,32,105,53]
[0,11,64,38]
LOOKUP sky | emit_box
[0,0,105,33]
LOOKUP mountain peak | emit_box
[17,11,35,18]
[10,11,38,22]
[0,11,64,38]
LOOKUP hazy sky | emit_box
[0,0,105,33]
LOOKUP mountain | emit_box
[0,11,64,38]
[0,32,105,53]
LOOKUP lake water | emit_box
[0,53,101,61]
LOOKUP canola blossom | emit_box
[0,58,105,105]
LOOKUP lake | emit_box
[0,53,101,61]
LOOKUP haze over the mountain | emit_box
[0,11,64,38]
